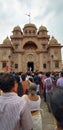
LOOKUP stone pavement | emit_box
[41,97,57,130]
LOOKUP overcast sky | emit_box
[0,0,63,59]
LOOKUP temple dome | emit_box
[39,25,47,31]
[49,36,58,44]
[3,37,11,45]
[23,23,37,29]
[13,25,21,32]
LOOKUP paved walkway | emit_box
[41,97,57,130]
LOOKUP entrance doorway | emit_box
[27,62,34,71]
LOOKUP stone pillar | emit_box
[39,53,43,71]
[18,54,22,72]
[51,55,54,72]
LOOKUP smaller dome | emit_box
[3,37,11,45]
[23,23,37,29]
[13,25,21,32]
[39,25,47,31]
[49,36,58,44]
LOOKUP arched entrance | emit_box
[27,62,34,71]
[23,41,37,50]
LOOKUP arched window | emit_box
[43,63,46,69]
[23,41,37,50]
[15,63,18,69]
[25,30,27,34]
[15,44,18,49]
[29,30,31,34]
[2,62,6,68]
[42,44,46,49]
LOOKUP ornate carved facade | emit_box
[0,23,62,72]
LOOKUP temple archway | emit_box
[23,41,37,50]
[27,62,34,71]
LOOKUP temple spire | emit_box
[26,12,31,23]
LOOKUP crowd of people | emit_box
[0,70,63,130]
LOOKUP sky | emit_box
[0,0,63,59]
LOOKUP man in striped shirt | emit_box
[0,73,33,130]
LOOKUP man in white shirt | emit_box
[0,73,33,130]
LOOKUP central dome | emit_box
[23,23,37,29]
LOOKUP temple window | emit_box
[29,30,31,34]
[15,63,18,69]
[42,44,46,49]
[33,30,35,34]
[55,61,59,68]
[2,62,6,68]
[25,30,27,34]
[15,44,18,49]
[15,31,18,35]
[43,63,46,68]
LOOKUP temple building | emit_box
[0,23,62,72]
